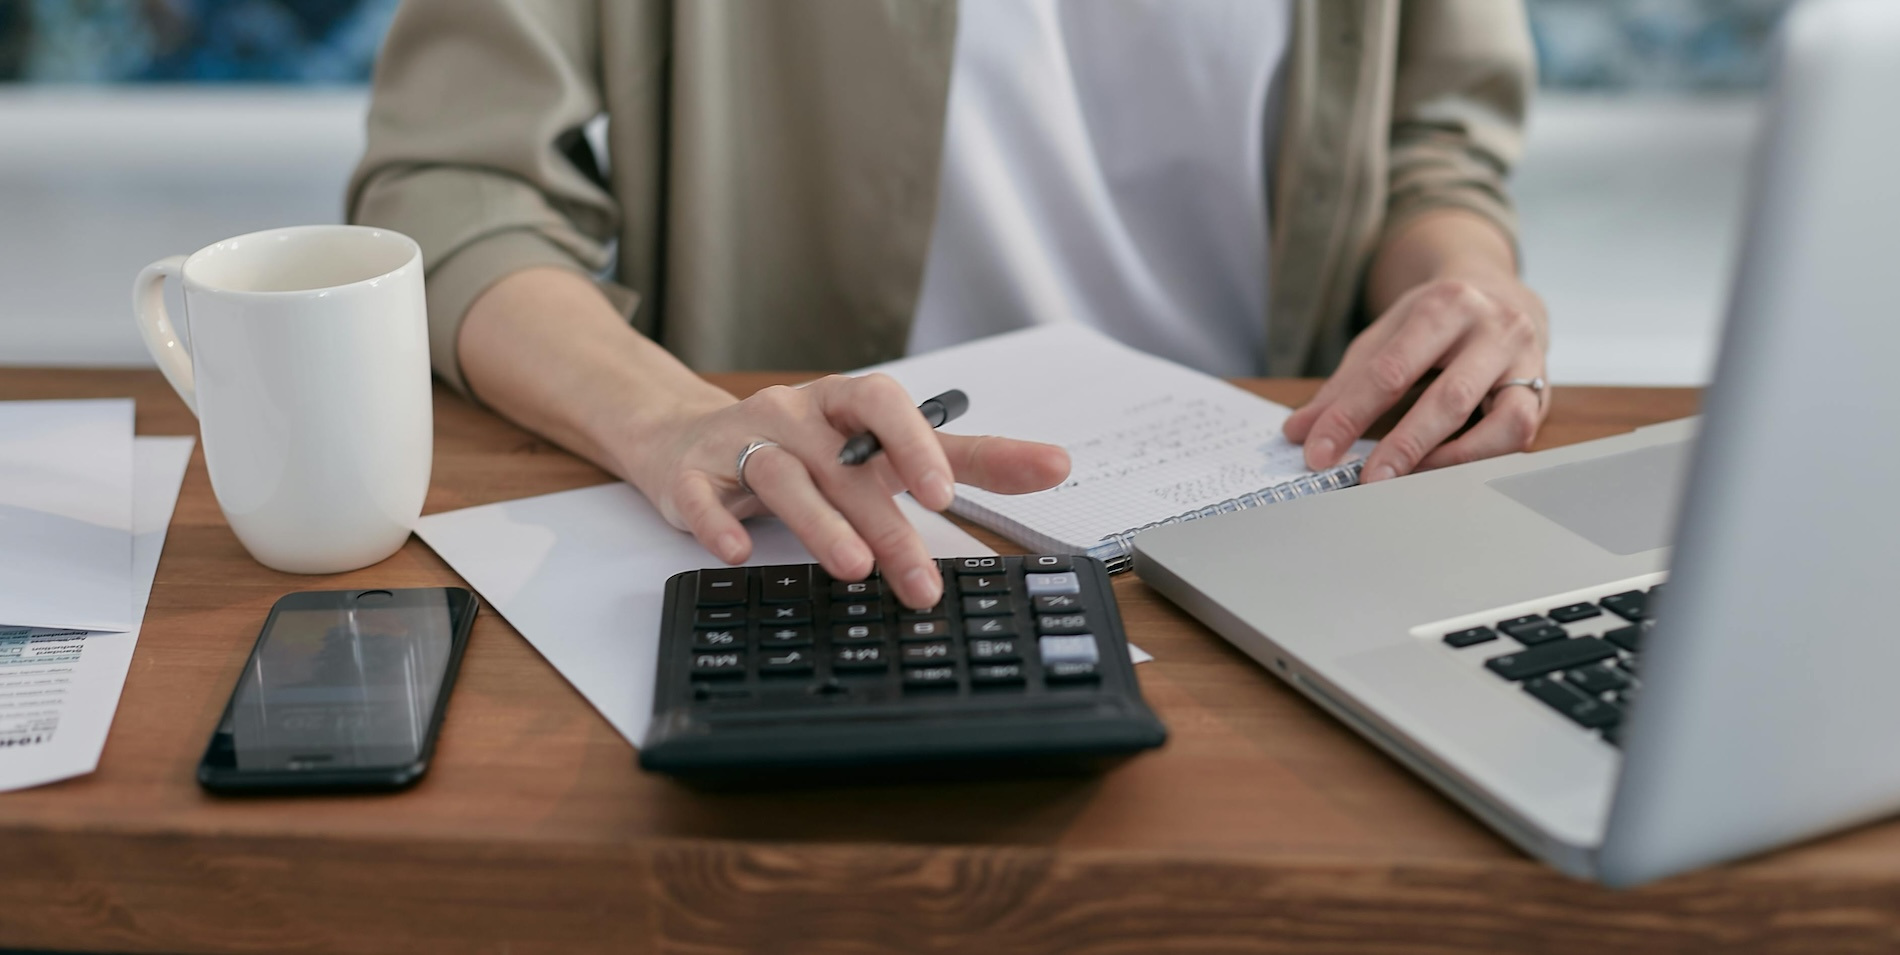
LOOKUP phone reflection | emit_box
[229,594,453,771]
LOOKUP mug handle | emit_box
[132,255,198,417]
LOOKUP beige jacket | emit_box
[349,0,1534,394]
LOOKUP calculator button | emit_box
[900,619,950,640]
[1044,661,1100,683]
[901,641,955,664]
[691,651,746,678]
[832,623,884,644]
[960,575,1009,594]
[692,629,743,650]
[898,600,946,621]
[1032,594,1082,613]
[964,616,1015,638]
[1036,614,1089,636]
[970,663,1026,686]
[1039,634,1100,667]
[694,607,746,628]
[830,579,881,600]
[968,638,1020,662]
[954,557,1005,574]
[761,649,815,676]
[760,567,811,602]
[1022,555,1073,573]
[835,601,880,621]
[832,645,888,671]
[763,602,813,625]
[760,626,813,647]
[696,568,748,606]
[961,595,1012,616]
[903,666,959,689]
[1024,572,1081,596]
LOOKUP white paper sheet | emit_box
[415,483,999,747]
[0,399,136,632]
[0,436,194,792]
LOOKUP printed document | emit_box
[0,436,193,791]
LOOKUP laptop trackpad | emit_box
[1487,440,1691,556]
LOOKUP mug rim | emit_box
[181,224,422,299]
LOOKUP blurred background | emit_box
[0,0,1794,385]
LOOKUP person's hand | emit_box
[1284,269,1549,482]
[627,374,1071,609]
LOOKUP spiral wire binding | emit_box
[1087,459,1365,574]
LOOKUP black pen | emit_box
[838,389,970,466]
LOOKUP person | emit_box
[350,0,1545,611]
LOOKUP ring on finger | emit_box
[735,439,779,496]
[1489,375,1548,410]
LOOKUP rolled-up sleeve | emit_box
[1385,0,1537,260]
[347,0,632,395]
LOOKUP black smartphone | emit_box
[197,587,479,793]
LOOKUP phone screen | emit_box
[203,589,475,776]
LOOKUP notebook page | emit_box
[859,326,1349,552]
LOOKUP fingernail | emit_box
[1367,464,1397,483]
[922,470,954,508]
[904,566,942,608]
[1308,438,1336,466]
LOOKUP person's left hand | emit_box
[1283,268,1549,482]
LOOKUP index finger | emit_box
[818,374,959,511]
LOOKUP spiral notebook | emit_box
[859,326,1372,573]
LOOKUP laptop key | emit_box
[1601,590,1649,621]
[1604,624,1643,653]
[1497,615,1551,638]
[1548,603,1602,624]
[1525,676,1622,729]
[1443,627,1498,648]
[1513,624,1569,646]
[1499,615,1568,643]
[1485,637,1616,681]
[1565,663,1630,695]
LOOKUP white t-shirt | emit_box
[907,0,1293,377]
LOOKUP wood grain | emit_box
[4,367,1895,954]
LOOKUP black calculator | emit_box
[639,555,1166,782]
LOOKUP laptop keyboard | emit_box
[1421,573,1665,747]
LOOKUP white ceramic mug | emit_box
[132,225,432,574]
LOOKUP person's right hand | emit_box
[626,373,1071,610]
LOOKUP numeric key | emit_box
[761,649,814,675]
[695,607,745,629]
[831,579,880,600]
[965,616,1015,638]
[1037,613,1088,635]
[691,651,745,678]
[760,566,810,602]
[833,645,887,671]
[696,568,747,605]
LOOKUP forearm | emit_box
[1365,208,1520,316]
[457,267,734,489]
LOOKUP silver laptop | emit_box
[1133,0,1900,887]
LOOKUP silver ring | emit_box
[735,440,778,496]
[1491,376,1548,408]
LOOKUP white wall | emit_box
[0,87,1758,385]
[1519,94,1762,385]
[0,87,368,366]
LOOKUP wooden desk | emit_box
[5,369,1893,955]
